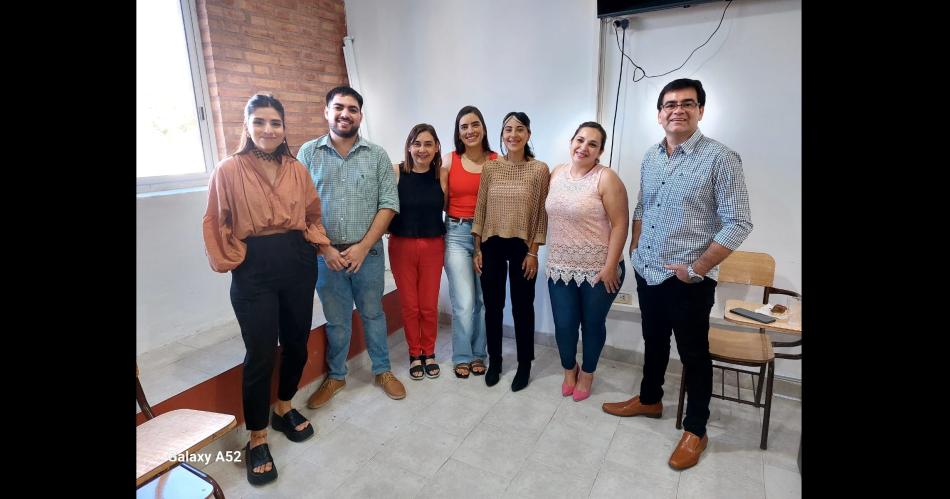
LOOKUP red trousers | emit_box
[388,235,444,357]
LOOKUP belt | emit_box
[448,216,474,224]
[331,243,355,251]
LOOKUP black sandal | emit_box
[454,362,471,378]
[409,356,425,380]
[244,442,278,485]
[422,354,440,379]
[270,409,314,442]
[470,358,487,376]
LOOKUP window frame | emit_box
[136,0,219,194]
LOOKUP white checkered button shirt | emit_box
[631,129,752,285]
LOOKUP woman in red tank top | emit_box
[441,106,497,379]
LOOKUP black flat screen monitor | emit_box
[597,0,723,18]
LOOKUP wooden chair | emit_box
[136,365,237,498]
[674,251,802,450]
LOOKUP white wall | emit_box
[136,190,233,355]
[137,0,801,381]
[343,0,801,380]
[346,0,801,378]
[604,0,801,291]
[601,0,802,377]
[342,0,602,165]
[343,0,602,344]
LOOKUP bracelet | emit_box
[526,252,538,257]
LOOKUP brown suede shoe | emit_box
[306,377,346,409]
[375,371,406,400]
[668,431,708,470]
[601,395,663,418]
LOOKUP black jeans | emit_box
[635,271,717,438]
[230,231,318,431]
[480,236,536,364]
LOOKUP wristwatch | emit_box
[686,264,704,283]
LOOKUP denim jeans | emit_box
[316,239,391,379]
[548,262,625,373]
[443,218,486,365]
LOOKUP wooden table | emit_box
[723,299,802,335]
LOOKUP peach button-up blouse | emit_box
[202,153,330,272]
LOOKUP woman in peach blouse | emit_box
[202,93,329,486]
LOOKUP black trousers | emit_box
[635,271,717,438]
[480,236,536,364]
[230,231,318,431]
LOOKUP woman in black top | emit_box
[388,123,447,380]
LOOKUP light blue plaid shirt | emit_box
[632,129,752,285]
[297,134,399,245]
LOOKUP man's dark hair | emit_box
[326,86,363,109]
[656,78,706,110]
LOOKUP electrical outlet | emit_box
[614,292,633,305]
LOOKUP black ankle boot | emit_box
[511,363,531,392]
[485,358,502,387]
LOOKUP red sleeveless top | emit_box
[447,151,497,218]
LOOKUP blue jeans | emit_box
[443,218,486,365]
[316,239,391,379]
[548,262,625,373]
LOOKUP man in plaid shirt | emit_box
[602,79,753,470]
[297,86,406,407]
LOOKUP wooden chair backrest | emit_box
[716,251,775,288]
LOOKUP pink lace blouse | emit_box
[544,164,614,285]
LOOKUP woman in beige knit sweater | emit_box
[471,111,550,391]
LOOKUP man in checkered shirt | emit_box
[602,79,753,471]
[297,86,407,407]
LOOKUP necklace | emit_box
[253,149,280,162]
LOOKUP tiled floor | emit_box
[197,323,801,499]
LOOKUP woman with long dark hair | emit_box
[472,111,550,391]
[441,106,498,378]
[202,93,329,485]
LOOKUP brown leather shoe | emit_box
[375,371,406,400]
[602,395,663,418]
[306,377,346,409]
[668,431,708,470]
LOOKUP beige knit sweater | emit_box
[471,157,550,245]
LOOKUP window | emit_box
[137,0,217,193]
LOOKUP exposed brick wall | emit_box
[196,0,348,159]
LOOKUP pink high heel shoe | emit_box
[562,364,579,397]
[573,370,593,402]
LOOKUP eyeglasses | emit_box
[661,100,699,111]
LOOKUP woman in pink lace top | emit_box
[544,122,629,402]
